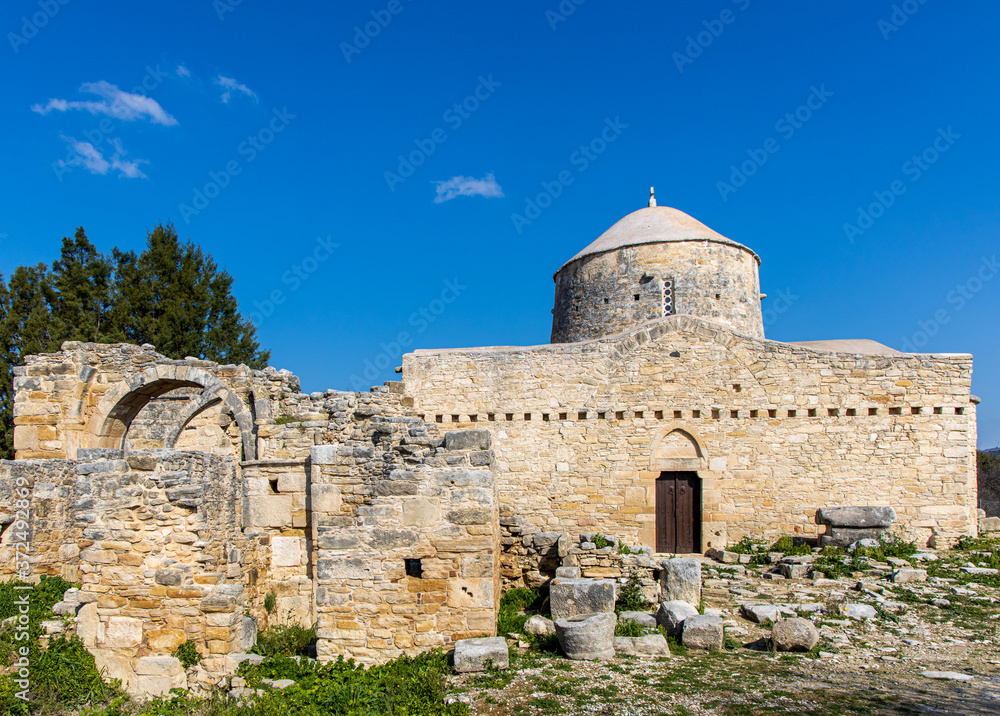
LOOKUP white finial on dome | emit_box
[648,187,656,208]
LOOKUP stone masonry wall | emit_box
[310,420,499,664]
[404,315,977,550]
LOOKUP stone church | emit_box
[0,194,978,690]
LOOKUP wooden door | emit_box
[655,472,700,553]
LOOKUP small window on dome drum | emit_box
[663,278,675,316]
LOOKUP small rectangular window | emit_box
[470,414,478,422]
[889,407,902,416]
[654,410,663,419]
[634,411,644,419]
[750,409,759,418]
[597,412,606,420]
[559,412,568,420]
[488,413,496,421]
[674,410,683,419]
[846,408,857,416]
[435,415,443,423]
[787,410,797,418]
[524,413,532,421]
[615,411,625,420]
[451,415,459,423]
[955,407,965,415]
[542,413,550,422]
[578,411,587,420]
[768,409,777,418]
[828,408,839,417]
[505,413,514,421]
[933,407,942,415]
[910,407,921,415]
[405,559,423,578]
[807,408,817,417]
[712,409,721,420]
[733,384,742,393]
[692,410,701,419]
[730,410,739,419]
[869,408,878,416]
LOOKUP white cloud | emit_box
[215,75,257,104]
[176,65,191,78]
[433,173,504,203]
[31,81,177,126]
[58,135,148,179]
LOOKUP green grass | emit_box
[497,587,542,636]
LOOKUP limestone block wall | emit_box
[552,240,763,343]
[403,315,977,549]
[0,449,255,692]
[309,419,499,664]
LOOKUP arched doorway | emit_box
[649,426,707,554]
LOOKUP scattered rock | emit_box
[838,603,877,620]
[454,637,510,672]
[524,615,555,638]
[889,568,927,584]
[771,618,820,652]
[555,612,616,661]
[614,634,671,657]
[549,579,615,620]
[741,604,782,625]
[262,679,296,689]
[682,615,724,651]
[661,558,702,608]
[618,611,657,629]
[921,671,973,682]
[657,600,699,636]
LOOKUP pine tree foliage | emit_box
[0,223,270,459]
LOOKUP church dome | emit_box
[558,205,759,274]
[550,192,764,343]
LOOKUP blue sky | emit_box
[2,1,998,448]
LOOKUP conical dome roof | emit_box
[557,205,758,273]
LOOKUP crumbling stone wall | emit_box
[310,422,499,663]
[404,315,978,549]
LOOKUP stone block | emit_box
[778,563,810,579]
[311,484,342,514]
[820,527,889,547]
[890,568,927,584]
[444,430,491,451]
[555,612,616,661]
[317,557,371,581]
[271,536,302,568]
[243,495,292,528]
[618,611,657,629]
[816,506,896,528]
[661,558,701,608]
[981,516,1000,532]
[741,604,782,625]
[310,445,338,465]
[838,603,877,620]
[146,629,187,652]
[200,594,237,613]
[453,637,509,672]
[555,566,581,579]
[402,497,440,528]
[614,634,671,657]
[549,578,615,620]
[657,600,698,636]
[277,473,307,493]
[103,617,143,648]
[681,615,724,650]
[771,618,819,652]
[135,656,183,676]
[237,616,258,653]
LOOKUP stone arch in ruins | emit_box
[85,364,257,460]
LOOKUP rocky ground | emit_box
[448,537,1000,715]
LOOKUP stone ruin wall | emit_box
[403,315,978,555]
[1,341,500,692]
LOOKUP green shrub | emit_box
[253,623,318,658]
[592,534,609,550]
[172,640,202,669]
[615,571,652,613]
[264,591,277,614]
[729,535,766,554]
[497,587,541,635]
[769,535,812,556]
[614,618,648,637]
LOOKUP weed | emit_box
[615,570,652,613]
[264,591,277,614]
[252,623,317,658]
[592,534,610,550]
[172,640,202,669]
